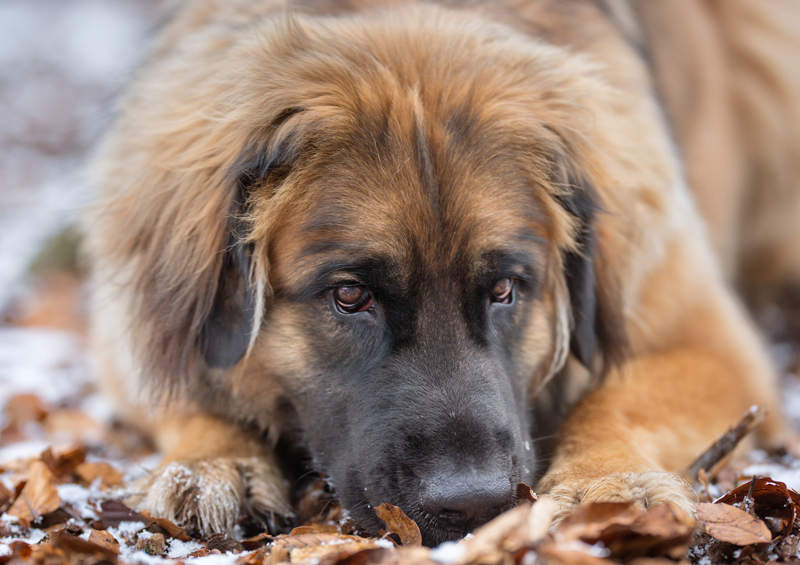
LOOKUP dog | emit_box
[84,0,800,546]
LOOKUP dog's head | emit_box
[110,7,625,545]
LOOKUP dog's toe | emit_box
[129,456,292,535]
[545,471,695,524]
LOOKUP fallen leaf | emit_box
[715,477,797,537]
[0,480,12,512]
[44,409,104,444]
[516,482,538,504]
[7,460,60,525]
[40,445,87,479]
[555,502,641,543]
[291,523,341,535]
[76,461,123,489]
[205,532,243,553]
[89,528,120,554]
[140,511,192,541]
[269,534,378,565]
[50,528,120,560]
[241,532,274,550]
[136,532,167,555]
[100,499,148,526]
[374,503,422,546]
[696,502,772,545]
[4,394,48,425]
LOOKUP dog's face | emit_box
[206,86,602,544]
[119,10,617,546]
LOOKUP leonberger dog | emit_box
[85,0,800,546]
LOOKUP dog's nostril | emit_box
[421,474,512,527]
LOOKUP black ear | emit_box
[559,182,598,369]
[199,191,257,368]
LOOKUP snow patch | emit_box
[430,540,467,563]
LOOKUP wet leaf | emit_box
[374,503,422,546]
[696,502,772,545]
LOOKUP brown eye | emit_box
[334,285,374,313]
[490,278,514,304]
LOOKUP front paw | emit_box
[128,456,293,535]
[539,471,695,524]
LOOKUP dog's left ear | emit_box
[555,167,626,373]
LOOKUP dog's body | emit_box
[86,0,800,545]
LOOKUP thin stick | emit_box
[687,405,765,481]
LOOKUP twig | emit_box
[687,405,765,481]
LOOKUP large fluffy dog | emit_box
[85,0,800,546]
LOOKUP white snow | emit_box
[0,327,90,407]
[430,540,467,563]
[167,539,205,559]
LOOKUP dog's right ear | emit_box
[199,108,307,369]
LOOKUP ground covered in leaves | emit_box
[1,277,800,565]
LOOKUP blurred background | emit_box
[0,1,169,460]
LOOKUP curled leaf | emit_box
[374,502,422,546]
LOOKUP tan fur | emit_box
[85,0,799,534]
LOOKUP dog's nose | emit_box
[421,473,513,528]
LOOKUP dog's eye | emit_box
[333,285,374,313]
[490,278,514,304]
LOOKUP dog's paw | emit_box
[128,456,293,535]
[541,471,695,524]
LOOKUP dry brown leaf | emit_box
[269,533,378,565]
[290,523,341,535]
[50,528,120,560]
[76,461,123,489]
[696,502,772,545]
[44,409,104,444]
[374,503,422,546]
[4,393,48,425]
[100,499,148,526]
[88,528,120,554]
[555,502,641,543]
[144,514,192,541]
[536,543,611,565]
[0,480,12,512]
[463,503,532,561]
[136,532,167,555]
[241,532,274,550]
[516,482,538,504]
[41,444,87,479]
[7,460,61,525]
